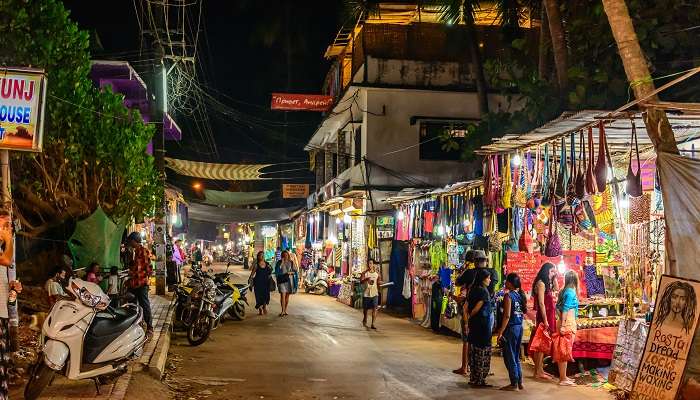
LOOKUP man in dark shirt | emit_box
[457,250,498,295]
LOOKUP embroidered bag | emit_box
[544,205,563,257]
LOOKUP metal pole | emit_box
[1,150,17,350]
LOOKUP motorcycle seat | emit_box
[90,306,140,337]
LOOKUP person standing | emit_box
[555,271,579,386]
[361,259,382,330]
[452,250,475,376]
[126,232,153,335]
[172,239,185,284]
[467,268,494,387]
[275,250,297,317]
[86,262,102,284]
[107,266,120,308]
[0,210,20,400]
[249,251,272,315]
[530,262,558,380]
[495,273,527,391]
[45,266,67,307]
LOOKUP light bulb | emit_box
[437,225,445,236]
[343,214,352,224]
[557,256,566,273]
[397,210,405,221]
[511,153,522,166]
[335,217,341,224]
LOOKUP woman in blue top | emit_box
[495,273,527,391]
[467,268,493,387]
[555,271,580,386]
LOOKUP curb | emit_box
[147,301,175,379]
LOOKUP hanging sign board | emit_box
[271,93,333,112]
[0,68,47,152]
[631,275,700,400]
[282,184,310,199]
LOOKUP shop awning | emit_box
[475,110,700,159]
[202,189,273,206]
[384,179,483,205]
[188,202,301,223]
[165,158,272,180]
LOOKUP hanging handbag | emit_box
[501,154,513,209]
[493,155,505,214]
[544,205,563,257]
[519,210,535,253]
[566,132,578,205]
[594,121,609,193]
[575,130,586,200]
[626,120,643,198]
[513,154,527,208]
[541,144,551,205]
[555,137,568,198]
[585,126,598,194]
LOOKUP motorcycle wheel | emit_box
[187,316,213,346]
[228,302,246,320]
[312,286,327,296]
[24,359,55,400]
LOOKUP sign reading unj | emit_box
[0,68,47,152]
[631,275,700,400]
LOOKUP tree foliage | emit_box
[0,0,158,236]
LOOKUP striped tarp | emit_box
[165,157,271,180]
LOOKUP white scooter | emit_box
[24,278,147,400]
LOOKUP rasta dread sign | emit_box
[631,275,700,400]
[0,68,47,152]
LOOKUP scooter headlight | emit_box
[78,287,101,308]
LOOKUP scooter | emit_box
[213,266,248,321]
[305,264,329,295]
[25,278,147,400]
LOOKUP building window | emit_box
[418,121,468,161]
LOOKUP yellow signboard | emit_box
[0,68,47,152]
[282,184,310,199]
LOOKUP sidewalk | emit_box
[25,294,173,400]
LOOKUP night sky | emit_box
[63,0,343,206]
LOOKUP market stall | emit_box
[475,109,699,364]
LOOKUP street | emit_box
[163,264,613,400]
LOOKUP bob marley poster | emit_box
[631,275,700,400]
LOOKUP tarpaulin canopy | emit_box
[203,189,273,206]
[68,207,125,271]
[188,202,301,223]
[165,157,271,180]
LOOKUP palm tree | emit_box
[542,0,568,95]
[600,0,678,154]
[431,0,490,115]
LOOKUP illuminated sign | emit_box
[0,68,47,152]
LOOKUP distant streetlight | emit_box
[193,182,202,190]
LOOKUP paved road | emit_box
[165,264,613,400]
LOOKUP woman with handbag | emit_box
[249,251,272,315]
[467,268,494,388]
[530,262,558,380]
[554,271,580,386]
[276,250,298,317]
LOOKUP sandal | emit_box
[558,380,576,386]
[452,369,467,376]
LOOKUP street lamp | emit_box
[193,182,202,190]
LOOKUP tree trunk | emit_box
[601,0,679,154]
[538,5,550,80]
[542,0,568,94]
[466,21,489,115]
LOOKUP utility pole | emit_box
[147,2,167,295]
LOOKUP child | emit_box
[495,273,527,391]
[555,271,580,386]
[107,266,120,308]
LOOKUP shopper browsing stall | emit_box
[495,273,527,391]
[452,250,475,376]
[530,262,558,380]
[554,271,579,386]
[467,268,494,387]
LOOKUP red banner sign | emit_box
[271,93,333,112]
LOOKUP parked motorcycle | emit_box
[212,266,248,321]
[305,263,329,295]
[25,279,147,400]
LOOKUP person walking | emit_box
[249,251,272,315]
[467,268,494,388]
[555,271,580,386]
[275,250,297,317]
[361,259,382,330]
[126,232,154,335]
[530,262,558,380]
[495,273,527,391]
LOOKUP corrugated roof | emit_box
[476,110,700,159]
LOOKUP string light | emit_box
[557,256,567,274]
[335,217,341,224]
[436,225,445,236]
[309,216,315,224]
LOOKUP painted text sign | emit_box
[0,68,47,152]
